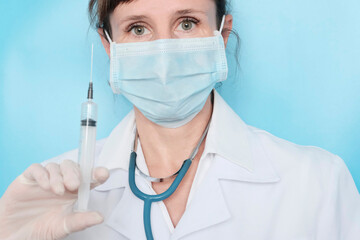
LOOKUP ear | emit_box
[98,28,110,57]
[221,14,233,48]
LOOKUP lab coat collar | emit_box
[105,174,151,239]
[171,165,232,239]
[103,167,233,240]
[204,89,253,172]
[96,89,280,191]
[171,152,280,239]
[101,161,233,240]
[102,151,280,240]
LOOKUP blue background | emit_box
[0,0,359,196]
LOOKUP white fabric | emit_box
[41,89,359,240]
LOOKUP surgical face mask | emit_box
[105,16,228,128]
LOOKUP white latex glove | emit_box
[0,160,109,240]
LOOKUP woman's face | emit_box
[100,0,232,52]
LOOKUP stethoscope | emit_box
[128,119,211,240]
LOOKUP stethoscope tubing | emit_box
[128,151,192,239]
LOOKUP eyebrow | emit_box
[122,15,150,22]
[174,9,207,17]
[119,8,207,27]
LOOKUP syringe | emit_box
[76,44,98,211]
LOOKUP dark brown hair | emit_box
[88,0,229,41]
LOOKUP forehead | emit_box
[111,0,216,19]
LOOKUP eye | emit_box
[181,19,193,31]
[176,18,199,32]
[130,25,149,36]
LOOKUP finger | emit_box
[45,163,65,196]
[63,211,104,234]
[60,160,81,192]
[22,163,50,190]
[90,167,109,189]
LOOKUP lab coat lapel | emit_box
[171,162,231,240]
[171,156,280,239]
[171,132,281,240]
[215,133,281,183]
[105,176,147,239]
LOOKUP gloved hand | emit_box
[0,160,109,240]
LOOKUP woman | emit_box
[0,0,359,239]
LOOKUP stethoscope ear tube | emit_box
[128,151,192,240]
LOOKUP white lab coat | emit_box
[44,90,360,240]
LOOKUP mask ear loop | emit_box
[219,15,226,33]
[104,29,113,43]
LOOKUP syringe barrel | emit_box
[80,100,97,125]
[77,100,98,211]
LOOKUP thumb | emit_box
[63,211,104,234]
